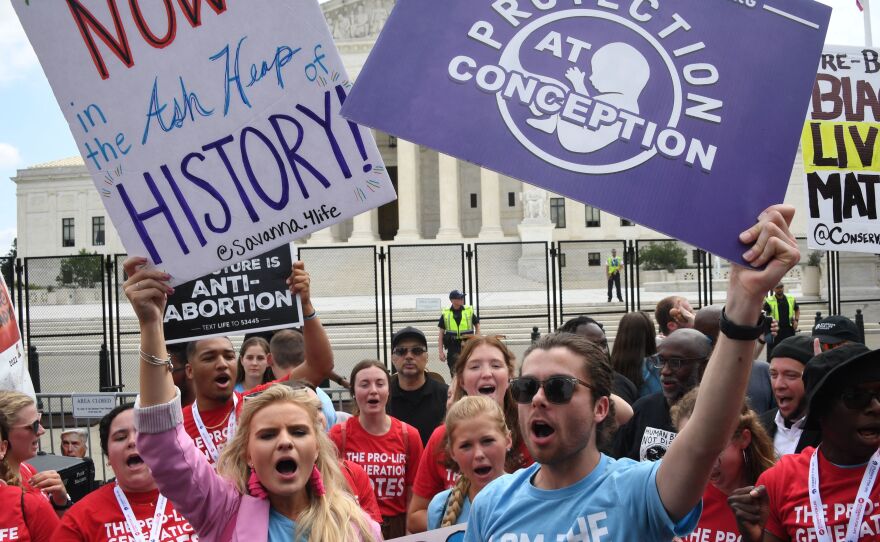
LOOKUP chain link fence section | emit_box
[557,240,628,323]
[23,255,108,392]
[386,244,465,377]
[473,242,551,364]
[634,239,705,313]
[297,245,381,382]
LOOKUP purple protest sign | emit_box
[341,0,830,264]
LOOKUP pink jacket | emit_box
[135,392,382,542]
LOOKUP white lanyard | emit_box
[113,485,168,542]
[192,394,238,463]
[808,447,880,542]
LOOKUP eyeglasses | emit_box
[392,346,427,357]
[509,376,594,405]
[841,388,880,410]
[648,354,705,371]
[769,370,803,382]
[15,413,42,434]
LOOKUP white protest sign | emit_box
[803,46,880,252]
[0,273,33,399]
[14,1,396,285]
[386,524,466,542]
[72,395,117,419]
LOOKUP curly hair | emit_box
[671,387,776,485]
[522,333,618,451]
[216,384,377,541]
[452,336,526,472]
[441,396,508,527]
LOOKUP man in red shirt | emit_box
[181,261,334,465]
[733,343,880,542]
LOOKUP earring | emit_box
[309,465,326,497]
[742,449,749,464]
[248,467,269,500]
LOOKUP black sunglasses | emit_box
[16,413,42,434]
[509,376,594,405]
[841,388,880,411]
[648,354,705,371]
[392,346,427,357]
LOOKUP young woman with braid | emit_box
[426,396,511,529]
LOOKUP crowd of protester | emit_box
[1,204,879,541]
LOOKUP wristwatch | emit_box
[51,494,73,510]
[720,308,765,341]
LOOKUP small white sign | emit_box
[415,297,442,311]
[72,395,117,419]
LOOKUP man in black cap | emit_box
[732,343,880,542]
[812,314,862,351]
[388,326,448,446]
[438,289,480,375]
[758,335,821,457]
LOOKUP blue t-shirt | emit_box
[268,507,302,541]
[233,382,245,394]
[640,360,661,398]
[427,488,472,530]
[464,455,701,542]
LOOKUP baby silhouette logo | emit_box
[448,7,724,174]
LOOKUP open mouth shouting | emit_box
[477,384,497,397]
[214,373,232,391]
[275,457,299,480]
[857,425,880,444]
[530,418,556,446]
[125,453,148,471]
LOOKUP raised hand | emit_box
[122,257,173,327]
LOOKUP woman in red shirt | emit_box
[55,403,198,541]
[0,391,69,512]
[330,360,424,538]
[408,335,532,532]
[0,411,59,541]
[671,387,776,542]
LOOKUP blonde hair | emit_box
[671,387,777,485]
[441,396,509,528]
[452,336,525,472]
[0,391,35,487]
[216,385,377,541]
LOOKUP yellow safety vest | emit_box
[442,306,475,339]
[765,294,796,324]
[607,257,622,274]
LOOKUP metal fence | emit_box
[7,238,865,392]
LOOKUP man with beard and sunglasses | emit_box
[732,343,880,542]
[464,205,800,542]
[612,328,712,461]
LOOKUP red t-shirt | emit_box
[683,483,739,542]
[18,464,45,500]
[55,484,198,542]
[329,416,423,518]
[181,394,242,465]
[412,424,534,500]
[0,483,59,542]
[341,459,383,524]
[759,447,880,542]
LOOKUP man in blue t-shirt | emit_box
[465,205,801,542]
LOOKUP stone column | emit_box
[348,209,378,243]
[435,154,462,240]
[478,168,505,239]
[307,225,334,245]
[395,139,422,241]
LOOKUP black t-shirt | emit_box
[387,376,448,446]
[763,296,799,333]
[611,392,677,462]
[612,372,638,406]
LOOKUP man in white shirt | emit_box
[758,335,820,456]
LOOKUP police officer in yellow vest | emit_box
[606,248,624,303]
[438,290,480,375]
[763,283,799,355]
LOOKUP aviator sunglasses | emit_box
[509,376,594,404]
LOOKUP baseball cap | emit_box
[770,335,814,366]
[803,343,878,429]
[811,315,861,344]
[449,290,466,300]
[391,326,427,348]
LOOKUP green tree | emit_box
[639,241,688,272]
[57,249,103,288]
[1,239,15,287]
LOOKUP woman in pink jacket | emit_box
[125,256,382,542]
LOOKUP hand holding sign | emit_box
[287,261,314,315]
[123,257,174,328]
